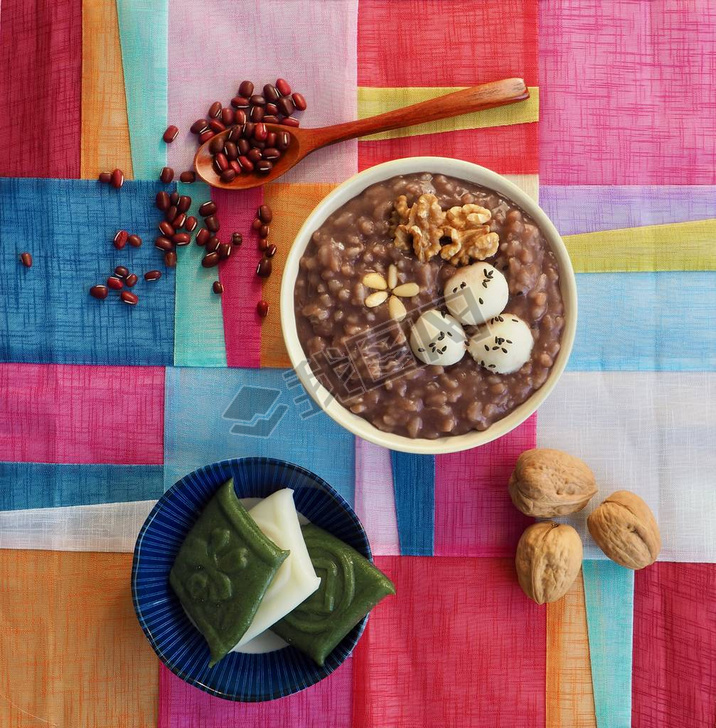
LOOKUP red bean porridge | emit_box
[294,173,565,439]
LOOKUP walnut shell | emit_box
[515,521,583,604]
[587,491,661,569]
[509,449,597,517]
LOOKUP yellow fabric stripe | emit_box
[357,86,539,140]
[564,218,716,273]
[546,571,597,728]
[81,0,134,179]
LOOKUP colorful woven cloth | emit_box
[0,1,715,726]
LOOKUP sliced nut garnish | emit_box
[365,290,389,308]
[446,204,492,228]
[392,282,420,298]
[441,229,499,266]
[388,295,407,321]
[393,193,445,263]
[387,264,398,290]
[362,272,388,290]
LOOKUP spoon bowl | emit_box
[194,78,531,190]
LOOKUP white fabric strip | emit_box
[0,500,156,552]
[537,372,716,562]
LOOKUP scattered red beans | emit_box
[173,213,187,229]
[205,215,220,233]
[20,252,33,268]
[258,237,269,251]
[114,265,129,278]
[98,171,112,184]
[220,169,236,184]
[213,281,224,294]
[258,224,270,239]
[292,92,307,111]
[199,130,214,144]
[265,243,277,258]
[125,273,139,287]
[155,236,173,251]
[239,80,254,97]
[121,291,139,305]
[185,216,198,232]
[256,300,269,317]
[251,217,263,231]
[158,221,174,237]
[156,191,170,210]
[276,78,291,96]
[202,252,220,268]
[111,169,124,188]
[165,206,178,223]
[160,166,174,183]
[164,251,177,267]
[206,236,220,253]
[144,270,162,281]
[173,232,191,246]
[208,119,226,134]
[232,232,243,246]
[280,116,300,128]
[177,195,192,213]
[221,107,235,125]
[170,191,179,205]
[218,243,232,260]
[256,160,273,174]
[199,201,216,217]
[90,285,109,299]
[163,125,179,143]
[258,204,273,223]
[114,230,129,249]
[256,258,272,277]
[107,276,124,290]
[128,234,142,248]
[208,101,222,118]
[196,228,210,246]
[190,119,209,134]
[179,171,196,183]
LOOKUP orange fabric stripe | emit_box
[546,570,597,727]
[0,550,157,727]
[81,0,134,179]
[261,183,338,369]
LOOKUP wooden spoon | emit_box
[195,77,529,190]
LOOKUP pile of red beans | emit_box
[191,79,306,181]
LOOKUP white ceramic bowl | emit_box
[280,157,577,454]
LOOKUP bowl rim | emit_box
[131,456,371,702]
[280,157,578,455]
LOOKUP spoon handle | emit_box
[308,78,529,148]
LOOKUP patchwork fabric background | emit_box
[0,0,714,726]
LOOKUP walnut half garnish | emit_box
[392,194,499,266]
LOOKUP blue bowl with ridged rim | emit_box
[131,457,370,702]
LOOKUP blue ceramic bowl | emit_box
[131,457,370,702]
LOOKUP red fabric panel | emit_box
[358,124,539,175]
[0,0,82,178]
[358,0,539,87]
[353,556,546,727]
[632,562,716,728]
[434,415,537,557]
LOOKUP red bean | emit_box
[107,276,124,290]
[164,251,177,267]
[111,169,124,188]
[206,236,220,253]
[173,213,187,229]
[243,122,255,138]
[209,136,224,155]
[224,141,238,160]
[234,109,247,126]
[258,224,270,239]
[221,107,235,125]
[238,138,250,155]
[265,102,279,116]
[156,191,170,210]
[232,232,243,246]
[256,258,272,277]
[159,221,174,237]
[179,171,196,183]
[173,232,191,246]
[277,131,291,150]
[258,204,273,223]
[114,230,128,249]
[98,171,112,184]
[218,243,232,259]
[208,101,222,118]
[125,273,138,287]
[238,156,254,173]
[251,217,262,231]
[213,281,224,294]
[199,201,216,217]
[128,234,142,248]
[229,159,242,174]
[114,265,129,278]
[170,191,179,205]
[155,236,174,252]
[249,105,264,122]
[121,291,139,305]
[90,285,109,299]
[177,195,192,213]
[253,123,268,142]
[160,166,174,183]
[190,119,209,134]
[276,78,292,96]
[163,125,179,143]
[258,237,269,251]
[291,92,307,111]
[231,95,250,109]
[184,216,198,232]
[256,300,269,317]
[262,115,280,124]
[277,96,294,117]
[144,270,162,281]
[202,252,220,268]
[199,130,214,144]
[247,148,262,163]
[208,119,226,134]
[196,229,210,246]
[263,84,280,102]
[20,252,33,267]
[265,243,277,258]
[249,95,265,107]
[239,80,254,97]
[263,147,280,161]
[280,116,300,128]
[256,160,273,174]
[220,169,236,184]
[214,152,229,171]
[165,205,178,223]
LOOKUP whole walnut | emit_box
[509,449,597,517]
[587,491,661,569]
[515,521,583,604]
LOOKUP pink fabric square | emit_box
[632,562,716,728]
[158,659,353,728]
[167,0,358,182]
[540,0,716,184]
[434,415,536,557]
[0,364,164,464]
[214,188,263,368]
[352,556,546,727]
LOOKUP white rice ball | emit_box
[444,262,509,326]
[467,314,534,374]
[409,309,467,367]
